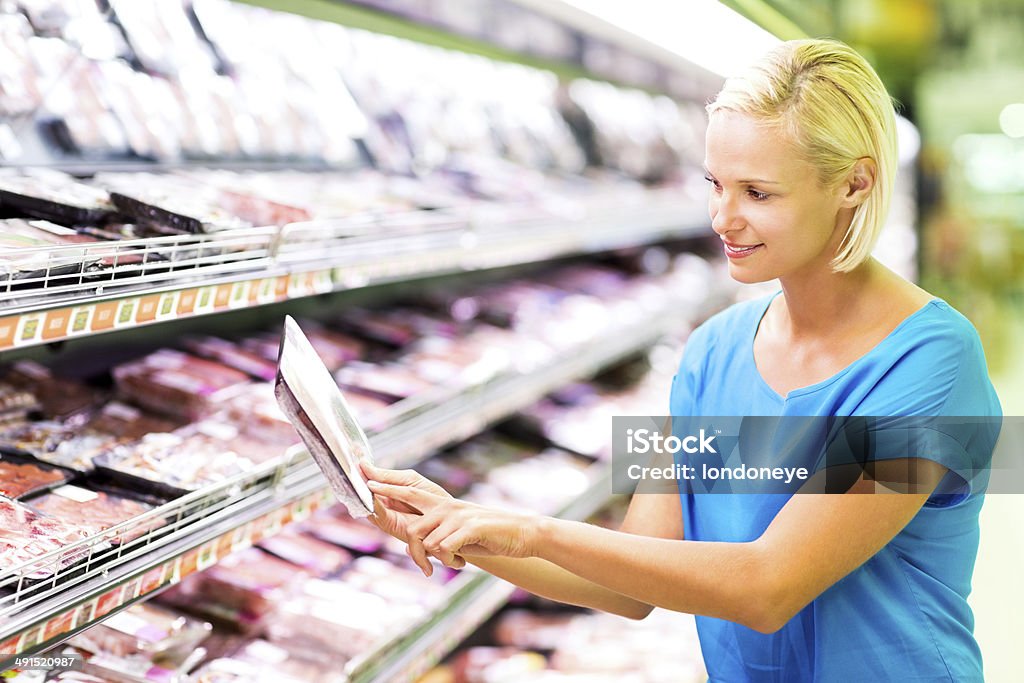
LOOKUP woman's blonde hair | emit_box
[707,39,898,272]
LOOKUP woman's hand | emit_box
[358,461,451,542]
[365,479,542,577]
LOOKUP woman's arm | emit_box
[370,457,946,634]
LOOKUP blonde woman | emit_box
[363,39,1000,681]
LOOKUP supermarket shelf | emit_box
[347,465,614,683]
[0,195,709,352]
[0,291,693,669]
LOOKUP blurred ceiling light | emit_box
[558,0,781,77]
[998,103,1024,138]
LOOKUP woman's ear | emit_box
[840,157,876,208]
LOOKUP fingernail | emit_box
[367,480,381,489]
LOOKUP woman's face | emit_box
[704,111,849,284]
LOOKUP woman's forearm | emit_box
[533,517,775,631]
[467,555,653,619]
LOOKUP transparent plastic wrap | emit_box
[25,485,162,545]
[274,316,375,518]
[0,496,101,579]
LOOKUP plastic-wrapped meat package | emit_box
[89,401,188,441]
[0,219,102,285]
[0,455,73,498]
[26,486,161,545]
[301,510,387,554]
[333,307,424,348]
[275,317,376,518]
[112,349,252,421]
[190,638,345,683]
[0,168,116,225]
[257,529,352,576]
[69,602,211,660]
[216,189,313,227]
[219,383,298,452]
[93,424,254,495]
[266,577,420,660]
[94,173,249,234]
[0,419,115,472]
[3,360,106,419]
[465,449,593,514]
[0,381,39,424]
[340,555,449,607]
[241,325,366,372]
[0,496,101,579]
[159,548,307,627]
[181,336,278,381]
[333,361,438,402]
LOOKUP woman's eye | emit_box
[704,175,722,191]
[747,189,770,201]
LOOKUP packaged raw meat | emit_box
[89,401,188,441]
[0,496,102,579]
[265,578,416,659]
[112,349,252,421]
[3,360,106,419]
[25,486,162,545]
[189,638,344,683]
[301,510,387,554]
[181,336,277,381]
[93,426,254,497]
[240,325,366,372]
[257,529,352,576]
[0,381,39,422]
[0,168,115,225]
[0,453,75,499]
[69,602,211,659]
[0,419,113,472]
[275,316,375,517]
[97,173,249,234]
[338,358,442,401]
[160,548,307,625]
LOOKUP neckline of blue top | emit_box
[749,292,947,403]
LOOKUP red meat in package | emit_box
[112,349,251,420]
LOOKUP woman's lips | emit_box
[723,242,763,259]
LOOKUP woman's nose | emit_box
[710,194,743,235]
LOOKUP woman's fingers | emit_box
[406,513,444,577]
[367,480,437,510]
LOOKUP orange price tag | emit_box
[135,295,160,323]
[41,309,70,341]
[177,288,199,315]
[0,316,17,349]
[91,301,118,331]
[213,285,232,309]
[274,276,289,300]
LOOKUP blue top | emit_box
[669,294,1001,683]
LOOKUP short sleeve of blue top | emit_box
[669,294,1002,683]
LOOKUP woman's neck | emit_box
[773,259,882,341]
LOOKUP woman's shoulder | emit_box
[890,299,983,356]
